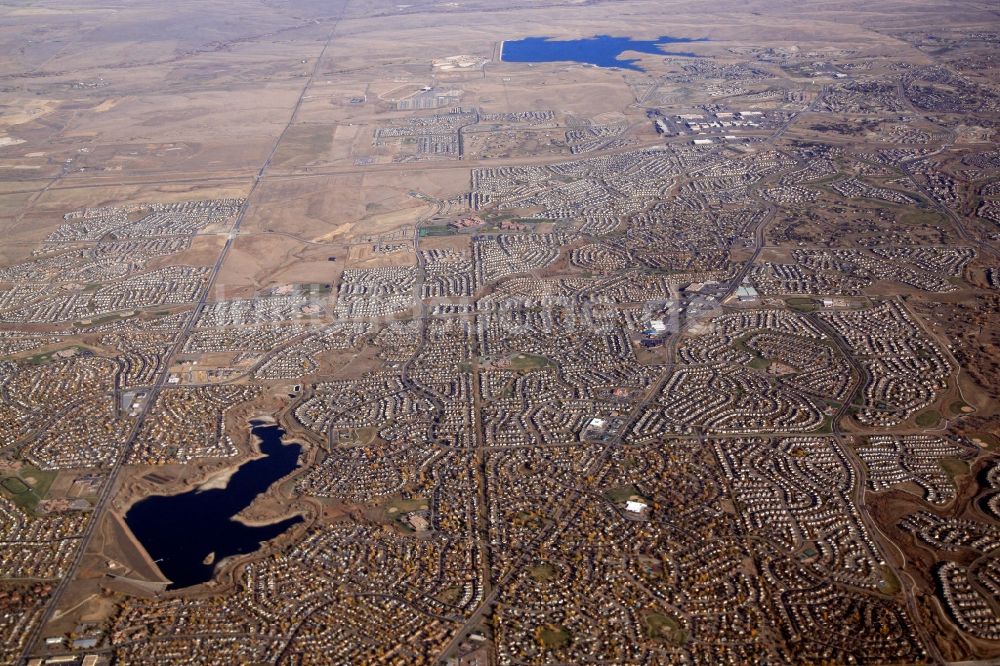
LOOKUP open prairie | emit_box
[1,0,999,664]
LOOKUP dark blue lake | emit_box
[125,421,304,589]
[501,35,706,71]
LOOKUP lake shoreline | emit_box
[123,420,305,590]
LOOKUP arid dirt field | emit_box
[1,0,999,664]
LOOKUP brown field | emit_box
[2,0,1000,663]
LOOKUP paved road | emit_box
[809,311,947,664]
[16,9,349,663]
[899,149,1000,262]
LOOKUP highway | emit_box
[16,5,350,662]
[16,47,983,664]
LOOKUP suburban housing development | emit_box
[0,0,998,664]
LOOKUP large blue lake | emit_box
[501,35,706,71]
[125,421,303,589]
